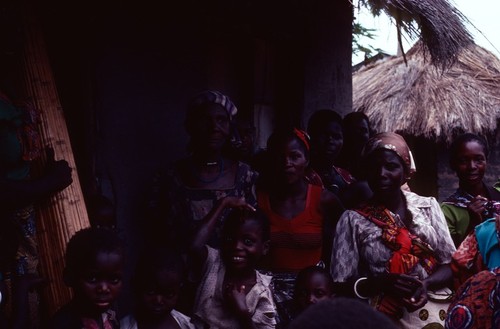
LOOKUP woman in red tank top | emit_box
[256,128,344,326]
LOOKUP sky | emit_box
[353,0,500,65]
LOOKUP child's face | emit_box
[74,251,124,314]
[221,219,269,273]
[295,272,333,310]
[139,270,181,318]
[452,141,487,186]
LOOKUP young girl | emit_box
[49,227,124,329]
[441,133,500,247]
[121,248,194,329]
[292,265,334,316]
[190,197,276,329]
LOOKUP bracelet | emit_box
[353,277,369,300]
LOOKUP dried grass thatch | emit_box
[353,42,500,142]
[362,0,473,68]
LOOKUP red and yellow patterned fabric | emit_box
[445,268,500,329]
[355,204,438,319]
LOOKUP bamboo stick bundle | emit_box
[19,5,90,315]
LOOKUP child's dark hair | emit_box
[307,110,343,138]
[64,227,124,284]
[132,246,185,294]
[450,133,489,163]
[342,112,370,130]
[222,208,270,242]
[294,265,334,295]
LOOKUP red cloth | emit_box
[355,204,437,319]
[451,232,486,288]
[258,184,323,272]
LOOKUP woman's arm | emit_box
[333,274,421,300]
[402,264,452,312]
[0,157,72,211]
[330,211,361,286]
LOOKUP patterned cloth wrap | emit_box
[355,204,437,319]
[452,217,500,286]
[445,268,500,329]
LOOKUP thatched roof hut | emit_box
[353,42,500,142]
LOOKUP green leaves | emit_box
[352,22,382,58]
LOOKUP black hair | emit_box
[289,298,398,329]
[293,265,334,314]
[222,208,271,242]
[342,112,370,130]
[64,227,124,285]
[449,133,489,164]
[307,110,343,138]
[132,246,185,294]
[294,265,334,294]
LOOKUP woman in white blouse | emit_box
[330,132,455,327]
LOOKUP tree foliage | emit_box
[352,22,382,58]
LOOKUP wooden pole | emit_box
[20,3,90,315]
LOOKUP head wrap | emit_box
[186,90,241,149]
[187,90,238,120]
[293,128,310,151]
[362,132,415,174]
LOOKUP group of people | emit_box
[1,90,500,328]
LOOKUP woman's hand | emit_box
[40,147,73,193]
[467,195,488,225]
[372,274,428,312]
[402,279,428,312]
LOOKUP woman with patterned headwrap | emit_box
[257,128,344,327]
[148,91,258,250]
[331,132,456,328]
